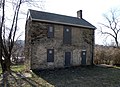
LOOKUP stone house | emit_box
[25,9,96,70]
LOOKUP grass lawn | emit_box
[0,65,120,87]
[0,65,25,74]
[32,65,120,87]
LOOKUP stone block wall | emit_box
[25,20,94,70]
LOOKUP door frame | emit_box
[81,50,87,65]
[64,52,71,67]
[47,49,54,62]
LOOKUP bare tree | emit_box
[0,0,6,73]
[100,9,120,48]
[0,0,44,73]
[11,40,24,64]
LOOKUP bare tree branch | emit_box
[0,0,44,74]
[100,9,120,47]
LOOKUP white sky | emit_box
[18,0,120,45]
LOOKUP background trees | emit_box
[94,45,120,65]
[11,40,24,64]
[0,0,44,73]
[94,9,120,65]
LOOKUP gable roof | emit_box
[28,9,96,29]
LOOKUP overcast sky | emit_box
[19,0,120,45]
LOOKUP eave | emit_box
[31,18,96,29]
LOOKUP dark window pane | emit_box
[48,25,54,38]
[63,26,71,44]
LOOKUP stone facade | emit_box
[25,20,95,70]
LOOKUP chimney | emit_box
[77,10,82,19]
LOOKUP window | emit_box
[66,29,69,32]
[47,49,54,62]
[63,26,71,44]
[48,25,54,38]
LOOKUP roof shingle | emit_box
[29,9,96,29]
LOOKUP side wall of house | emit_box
[25,21,94,69]
[25,19,32,70]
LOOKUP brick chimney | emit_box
[77,10,82,19]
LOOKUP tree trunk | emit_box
[0,38,3,72]
[115,37,119,48]
[1,57,11,73]
[1,60,6,73]
[5,58,11,72]
[0,33,4,73]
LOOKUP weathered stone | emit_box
[25,21,95,70]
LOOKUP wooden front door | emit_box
[65,52,71,67]
[47,49,54,62]
[81,50,86,65]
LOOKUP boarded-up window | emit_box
[47,49,54,62]
[48,25,54,38]
[63,26,71,44]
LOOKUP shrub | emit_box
[112,49,120,65]
[94,46,120,65]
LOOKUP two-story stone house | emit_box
[25,9,96,70]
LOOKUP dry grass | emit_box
[0,65,120,87]
[94,46,120,65]
[32,66,120,87]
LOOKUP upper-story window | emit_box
[47,25,54,38]
[63,26,71,44]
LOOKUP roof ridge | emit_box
[29,9,96,29]
[29,9,82,20]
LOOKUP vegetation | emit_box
[0,0,44,73]
[0,65,24,74]
[94,45,120,65]
[0,1,43,86]
[33,66,120,87]
[0,65,119,87]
